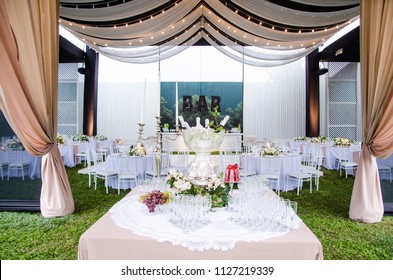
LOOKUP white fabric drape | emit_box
[59,0,359,66]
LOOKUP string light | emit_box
[60,1,355,53]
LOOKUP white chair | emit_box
[7,149,30,180]
[96,140,113,162]
[94,155,118,194]
[169,149,189,172]
[286,170,312,196]
[145,152,170,179]
[260,156,281,195]
[117,156,138,194]
[301,149,324,192]
[289,141,302,155]
[75,141,90,166]
[0,152,9,180]
[221,149,256,177]
[85,150,100,188]
[339,149,359,178]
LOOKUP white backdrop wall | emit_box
[97,47,306,142]
[243,59,306,140]
[97,57,159,142]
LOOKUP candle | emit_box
[175,81,179,126]
[140,78,147,124]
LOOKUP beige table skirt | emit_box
[78,193,323,260]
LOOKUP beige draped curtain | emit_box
[349,0,393,223]
[0,0,74,217]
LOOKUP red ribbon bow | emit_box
[224,164,240,183]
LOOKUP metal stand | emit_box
[137,118,182,177]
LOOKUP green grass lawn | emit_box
[0,165,392,260]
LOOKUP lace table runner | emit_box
[110,195,301,252]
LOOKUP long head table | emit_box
[78,190,323,260]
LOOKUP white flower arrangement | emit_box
[7,138,23,150]
[294,135,308,141]
[73,134,89,142]
[166,169,230,208]
[333,137,353,147]
[57,134,65,144]
[94,134,108,141]
[310,136,327,144]
[129,143,146,156]
[261,143,279,156]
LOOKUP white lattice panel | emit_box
[59,63,78,81]
[58,125,78,136]
[329,126,357,140]
[327,62,359,140]
[58,63,80,136]
[329,81,357,102]
[329,104,357,125]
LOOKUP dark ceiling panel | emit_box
[59,35,86,63]
[267,0,359,12]
[318,26,359,62]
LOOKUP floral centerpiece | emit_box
[94,134,108,141]
[7,138,24,150]
[294,135,308,141]
[333,137,353,147]
[310,135,327,144]
[129,143,146,156]
[56,134,65,144]
[261,143,279,156]
[166,169,230,208]
[73,134,89,142]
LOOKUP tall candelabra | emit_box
[137,116,182,178]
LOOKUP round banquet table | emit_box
[58,144,75,167]
[324,146,361,176]
[105,154,154,189]
[241,154,302,191]
[0,150,41,179]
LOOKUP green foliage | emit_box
[0,165,392,259]
[160,96,174,128]
[224,100,243,129]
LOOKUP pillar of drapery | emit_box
[349,0,393,223]
[0,0,74,217]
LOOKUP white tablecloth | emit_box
[78,189,323,260]
[58,144,75,167]
[324,146,361,175]
[105,154,153,189]
[110,191,301,252]
[241,155,302,191]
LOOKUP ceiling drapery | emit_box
[59,0,359,66]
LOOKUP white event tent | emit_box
[0,0,392,224]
